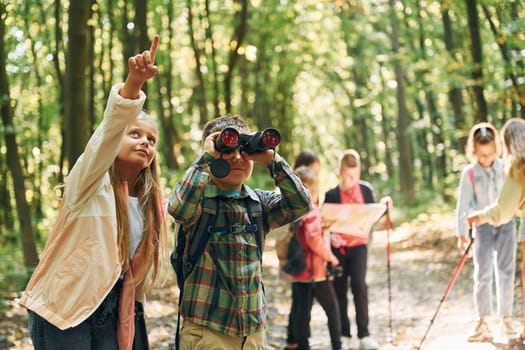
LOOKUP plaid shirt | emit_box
[168,152,312,336]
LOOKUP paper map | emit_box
[321,203,387,238]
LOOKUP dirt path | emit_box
[262,216,523,350]
[2,212,523,350]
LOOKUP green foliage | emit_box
[1,0,525,282]
[0,242,33,294]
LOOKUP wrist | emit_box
[119,77,144,99]
[268,156,283,178]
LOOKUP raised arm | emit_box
[119,34,159,99]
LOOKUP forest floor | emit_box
[1,208,524,350]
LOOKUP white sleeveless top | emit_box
[128,196,144,258]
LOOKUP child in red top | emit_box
[285,166,342,350]
[324,149,391,350]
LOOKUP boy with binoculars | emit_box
[168,114,312,350]
[210,125,280,178]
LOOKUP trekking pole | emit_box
[416,228,474,350]
[384,205,394,344]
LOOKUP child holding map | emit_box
[323,149,391,350]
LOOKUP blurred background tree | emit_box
[0,0,524,287]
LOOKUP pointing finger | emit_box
[149,34,159,63]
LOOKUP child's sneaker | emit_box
[341,336,353,350]
[468,320,493,342]
[502,317,517,338]
[359,336,379,350]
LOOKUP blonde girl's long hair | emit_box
[501,118,525,182]
[110,113,168,290]
[465,122,501,163]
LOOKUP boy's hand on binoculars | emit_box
[249,150,281,166]
[204,132,221,158]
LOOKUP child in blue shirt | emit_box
[456,122,516,342]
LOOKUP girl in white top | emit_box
[20,35,167,350]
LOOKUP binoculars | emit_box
[210,127,281,178]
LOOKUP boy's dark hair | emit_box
[293,150,319,170]
[202,114,250,142]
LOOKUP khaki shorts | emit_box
[180,319,266,350]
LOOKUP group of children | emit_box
[20,35,314,350]
[16,34,525,350]
[18,34,388,350]
[457,120,525,346]
[283,149,387,350]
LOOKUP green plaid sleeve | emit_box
[168,153,211,225]
[262,158,313,230]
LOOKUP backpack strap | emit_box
[175,196,218,350]
[184,196,219,278]
[468,162,506,193]
[175,193,266,350]
[246,194,266,264]
[294,219,315,282]
[209,194,266,263]
[184,192,267,279]
[468,165,475,192]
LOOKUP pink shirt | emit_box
[336,184,367,247]
[289,204,338,282]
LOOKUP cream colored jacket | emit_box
[19,84,146,330]
[476,164,525,226]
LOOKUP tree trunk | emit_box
[223,0,248,114]
[88,0,96,134]
[252,37,271,129]
[388,0,415,205]
[120,3,134,83]
[187,0,208,125]
[54,0,66,186]
[351,68,372,172]
[441,4,466,148]
[0,154,15,240]
[64,1,92,168]
[0,3,39,267]
[156,0,179,170]
[204,0,220,118]
[134,0,150,106]
[414,1,446,188]
[466,0,488,122]
[481,5,525,117]
[378,63,394,180]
